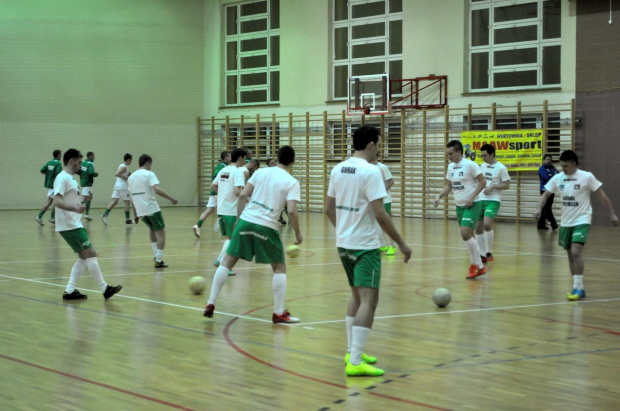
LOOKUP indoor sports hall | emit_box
[2,1,619,410]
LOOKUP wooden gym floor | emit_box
[1,208,619,410]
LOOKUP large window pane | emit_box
[389,0,402,14]
[270,71,280,101]
[471,9,489,46]
[494,3,538,23]
[226,76,238,105]
[334,66,348,98]
[241,38,267,52]
[494,70,538,88]
[494,48,537,66]
[494,25,537,44]
[270,36,279,66]
[241,72,267,86]
[352,43,385,58]
[352,1,385,19]
[241,19,267,33]
[270,0,279,29]
[352,62,385,76]
[226,6,237,36]
[543,45,561,85]
[389,60,403,93]
[226,42,237,70]
[241,1,267,16]
[390,21,402,54]
[471,52,489,89]
[335,0,348,21]
[335,27,348,60]
[543,0,561,39]
[241,90,268,104]
[241,55,267,69]
[352,22,385,39]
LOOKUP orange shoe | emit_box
[203,303,215,318]
[476,266,486,277]
[466,264,478,279]
[486,253,494,262]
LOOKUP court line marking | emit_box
[0,273,273,323]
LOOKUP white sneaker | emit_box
[35,217,44,226]
[213,219,220,232]
[101,214,107,225]
[49,218,55,224]
[84,215,93,221]
[192,224,201,238]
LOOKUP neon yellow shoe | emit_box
[386,246,396,255]
[344,352,377,365]
[345,361,384,376]
[379,246,389,252]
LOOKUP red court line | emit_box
[222,303,452,410]
[0,354,195,411]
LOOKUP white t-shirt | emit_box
[240,167,301,230]
[446,159,482,207]
[213,165,245,216]
[53,171,84,232]
[327,157,387,249]
[376,162,393,204]
[128,169,161,217]
[114,163,130,190]
[479,161,511,202]
[545,169,602,227]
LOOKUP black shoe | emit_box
[125,220,134,225]
[63,289,88,300]
[278,217,286,225]
[103,284,122,300]
[551,223,558,230]
[537,226,549,230]
[154,260,168,268]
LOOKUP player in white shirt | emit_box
[370,154,396,255]
[241,159,260,184]
[475,144,511,263]
[434,140,487,280]
[101,153,134,225]
[203,146,303,324]
[535,150,618,301]
[52,149,122,301]
[128,154,178,268]
[210,148,247,273]
[326,126,411,377]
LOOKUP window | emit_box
[332,0,403,99]
[328,121,401,159]
[225,0,280,106]
[469,0,561,91]
[226,124,280,158]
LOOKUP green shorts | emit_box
[59,228,92,253]
[141,211,165,231]
[559,224,590,250]
[384,202,392,216]
[456,202,483,228]
[219,215,237,238]
[337,248,381,289]
[226,219,284,264]
[481,200,501,219]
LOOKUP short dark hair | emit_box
[277,146,295,165]
[86,151,94,158]
[53,149,61,158]
[480,144,495,156]
[352,125,380,151]
[447,140,463,153]
[266,157,275,166]
[559,150,579,165]
[543,154,553,160]
[139,154,152,167]
[231,148,247,162]
[63,149,81,166]
[249,159,260,168]
[123,153,133,161]
[220,150,230,161]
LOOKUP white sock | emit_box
[151,242,157,255]
[476,234,486,257]
[272,273,286,315]
[65,258,87,293]
[207,265,230,305]
[217,239,230,263]
[465,238,483,267]
[485,230,494,254]
[346,316,355,352]
[86,257,107,292]
[573,274,584,290]
[155,249,163,263]
[350,326,371,366]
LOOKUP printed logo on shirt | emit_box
[459,172,463,176]
[221,172,230,181]
[559,184,565,191]
[574,184,580,190]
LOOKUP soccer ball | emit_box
[432,287,451,308]
[188,276,207,295]
[286,245,299,258]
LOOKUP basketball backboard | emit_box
[347,74,391,116]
